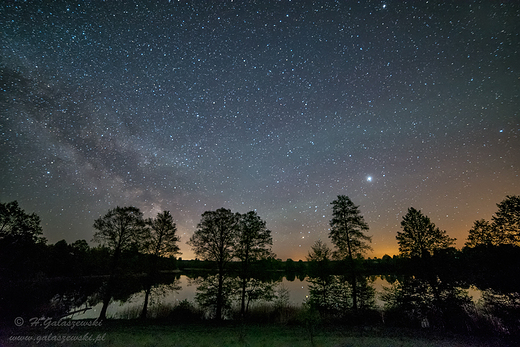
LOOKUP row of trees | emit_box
[91,207,181,319]
[89,207,274,320]
[466,195,520,248]
[303,195,519,332]
[1,195,519,322]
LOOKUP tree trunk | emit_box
[240,277,247,317]
[140,284,152,319]
[98,286,111,320]
[99,248,121,320]
[216,270,224,320]
[141,254,159,319]
[344,217,358,311]
[351,273,358,310]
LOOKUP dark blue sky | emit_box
[2,0,519,259]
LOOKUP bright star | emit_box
[367,176,372,182]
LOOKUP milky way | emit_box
[1,1,519,259]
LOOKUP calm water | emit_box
[71,275,398,319]
[71,275,483,320]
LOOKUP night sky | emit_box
[2,1,519,260]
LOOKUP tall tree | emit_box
[140,210,181,319]
[329,195,372,260]
[397,207,455,258]
[188,208,240,320]
[492,195,520,246]
[329,195,371,310]
[93,206,147,320]
[235,211,273,317]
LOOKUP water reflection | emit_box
[41,273,519,337]
[71,275,397,319]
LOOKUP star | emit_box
[1,0,518,260]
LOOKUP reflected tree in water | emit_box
[382,276,474,331]
[306,240,336,314]
[235,211,273,317]
[188,208,239,320]
[139,281,182,319]
[140,211,181,319]
[479,290,520,336]
[389,208,477,331]
[235,277,277,315]
[306,240,375,317]
[329,195,372,311]
[193,274,238,320]
[92,206,148,320]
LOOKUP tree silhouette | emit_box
[492,195,520,246]
[93,206,147,320]
[329,195,371,310]
[0,201,46,278]
[188,208,239,320]
[140,210,181,319]
[397,207,455,258]
[0,201,45,244]
[306,240,332,263]
[235,211,273,317]
[306,240,334,313]
[465,196,520,248]
[329,196,372,260]
[465,219,496,248]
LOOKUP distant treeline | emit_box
[1,234,519,293]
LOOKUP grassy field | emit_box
[2,320,510,347]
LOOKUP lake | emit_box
[70,275,419,319]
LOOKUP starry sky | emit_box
[1,0,519,260]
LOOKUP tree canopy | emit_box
[397,207,455,258]
[0,200,45,244]
[492,195,520,246]
[145,210,181,258]
[93,206,148,255]
[465,219,496,248]
[465,195,520,248]
[306,239,332,263]
[188,208,240,267]
[235,210,273,264]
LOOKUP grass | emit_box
[2,320,510,347]
[2,299,516,346]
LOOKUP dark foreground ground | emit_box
[1,320,514,347]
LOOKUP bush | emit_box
[168,299,203,322]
